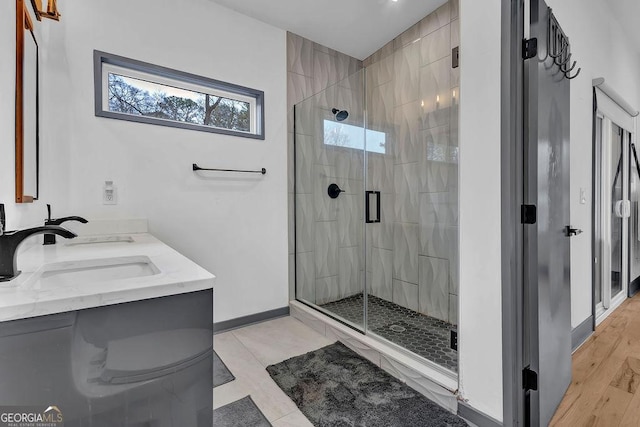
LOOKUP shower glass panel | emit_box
[596,116,630,322]
[610,124,623,299]
[595,117,603,306]
[364,26,459,373]
[294,4,459,374]
[294,70,366,331]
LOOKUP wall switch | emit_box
[103,180,117,205]
[580,188,587,205]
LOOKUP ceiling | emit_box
[209,0,448,60]
[602,0,640,53]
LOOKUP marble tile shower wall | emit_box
[288,0,459,324]
[365,0,459,325]
[287,33,364,305]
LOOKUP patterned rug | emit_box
[212,396,271,427]
[213,350,271,426]
[267,342,467,427]
[214,350,235,387]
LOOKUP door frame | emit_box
[593,112,633,325]
[501,1,640,425]
[501,0,573,424]
[501,0,526,425]
[592,81,640,315]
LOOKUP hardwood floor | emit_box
[550,294,640,426]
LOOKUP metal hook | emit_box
[549,39,568,59]
[538,7,553,62]
[564,67,581,80]
[546,24,555,59]
[555,52,572,67]
[548,17,569,61]
[561,60,577,73]
[538,46,549,63]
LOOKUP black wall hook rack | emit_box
[192,164,266,175]
[546,7,581,80]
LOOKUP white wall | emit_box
[458,0,503,421]
[546,0,640,328]
[42,0,288,323]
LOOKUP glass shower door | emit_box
[609,124,624,304]
[363,25,459,373]
[293,4,460,374]
[597,118,630,322]
[294,70,367,331]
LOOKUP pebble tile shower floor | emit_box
[320,294,458,372]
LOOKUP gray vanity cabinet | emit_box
[0,289,213,426]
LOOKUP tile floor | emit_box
[321,294,458,371]
[213,316,334,426]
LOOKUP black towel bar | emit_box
[192,164,266,175]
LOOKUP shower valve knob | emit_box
[328,184,344,199]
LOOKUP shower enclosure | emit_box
[294,32,459,373]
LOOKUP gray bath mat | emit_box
[212,396,271,427]
[267,342,468,427]
[214,350,235,387]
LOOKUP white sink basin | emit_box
[23,256,160,289]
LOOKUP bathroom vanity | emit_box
[0,229,214,426]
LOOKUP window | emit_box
[323,120,386,154]
[94,51,265,139]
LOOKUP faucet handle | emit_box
[47,204,52,222]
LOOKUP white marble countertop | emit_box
[0,233,215,322]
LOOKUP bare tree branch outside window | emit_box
[107,74,250,132]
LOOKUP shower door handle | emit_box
[366,191,381,223]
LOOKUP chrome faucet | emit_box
[0,203,77,282]
[44,204,88,245]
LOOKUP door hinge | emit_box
[452,46,459,69]
[523,38,538,60]
[523,367,538,391]
[450,330,458,351]
[521,204,537,224]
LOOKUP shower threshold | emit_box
[289,300,459,412]
[320,294,457,373]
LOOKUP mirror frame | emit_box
[15,0,39,203]
[30,0,61,21]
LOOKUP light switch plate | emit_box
[580,188,586,205]
[103,181,117,205]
